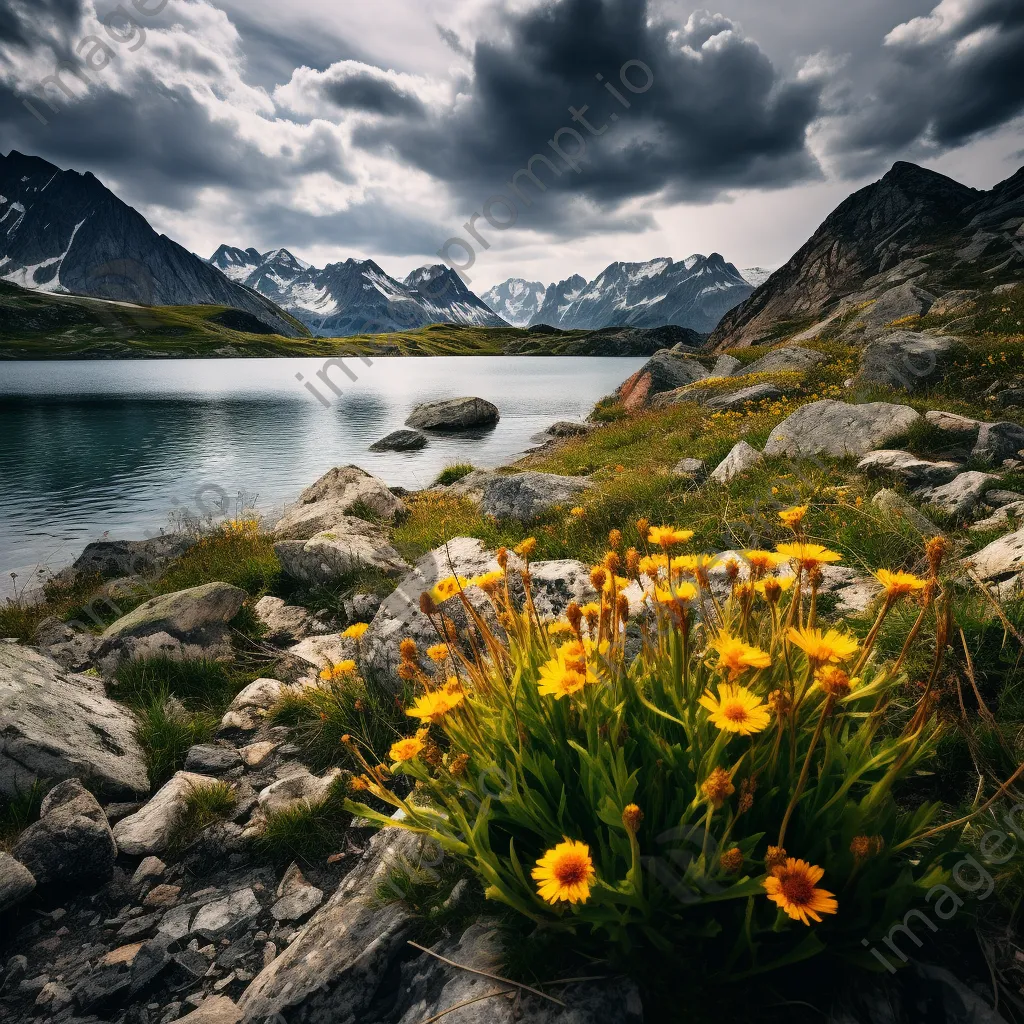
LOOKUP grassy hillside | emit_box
[0,283,673,359]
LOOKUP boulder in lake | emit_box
[480,472,591,522]
[368,429,427,452]
[274,529,408,587]
[405,397,499,431]
[11,779,116,886]
[274,466,404,539]
[0,644,149,799]
[763,400,921,458]
[858,332,956,393]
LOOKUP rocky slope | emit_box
[0,152,307,339]
[710,160,1024,349]
[206,248,507,337]
[527,255,752,333]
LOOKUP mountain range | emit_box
[483,259,762,331]
[0,151,307,338]
[711,161,1024,348]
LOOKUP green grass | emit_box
[168,779,237,853]
[268,669,409,772]
[134,694,219,788]
[155,530,280,597]
[0,781,46,852]
[255,778,351,864]
[433,463,476,487]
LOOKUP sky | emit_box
[0,0,1022,292]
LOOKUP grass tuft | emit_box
[255,779,350,864]
[169,779,237,853]
[433,463,475,487]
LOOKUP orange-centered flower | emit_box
[778,505,808,529]
[532,839,596,904]
[389,736,425,762]
[711,632,772,680]
[786,626,860,664]
[763,858,838,925]
[743,550,787,572]
[342,622,370,640]
[874,569,928,598]
[699,684,771,736]
[405,683,465,721]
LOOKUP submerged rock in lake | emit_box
[369,429,428,452]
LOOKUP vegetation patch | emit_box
[255,778,351,864]
[168,779,237,853]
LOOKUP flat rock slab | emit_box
[743,346,827,375]
[274,466,404,539]
[406,397,499,430]
[12,779,116,885]
[924,410,983,435]
[369,429,427,452]
[858,332,956,392]
[101,582,246,643]
[705,383,786,410]
[857,450,961,488]
[0,644,149,799]
[275,530,408,587]
[113,772,222,855]
[764,400,921,458]
[967,527,1024,580]
[480,472,591,522]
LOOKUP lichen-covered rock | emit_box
[274,467,404,539]
[257,770,341,817]
[967,527,1024,580]
[764,400,921,458]
[972,421,1024,464]
[743,346,827,375]
[480,472,591,522]
[858,332,956,392]
[12,779,116,886]
[918,471,998,516]
[405,397,499,430]
[72,536,196,579]
[710,441,763,483]
[0,645,149,799]
[100,583,246,644]
[274,530,408,587]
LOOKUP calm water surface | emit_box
[0,357,642,588]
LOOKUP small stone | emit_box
[0,853,37,912]
[117,911,163,941]
[710,441,763,483]
[190,888,261,941]
[262,942,277,968]
[184,745,242,776]
[239,742,278,768]
[131,856,167,889]
[143,884,182,908]
[672,457,707,480]
[100,942,145,967]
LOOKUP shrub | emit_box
[433,463,476,487]
[345,519,992,980]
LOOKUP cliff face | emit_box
[0,151,308,337]
[710,161,1024,349]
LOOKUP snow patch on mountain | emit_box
[740,267,774,288]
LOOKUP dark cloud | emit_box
[352,0,825,215]
[436,24,470,58]
[829,0,1024,175]
[322,70,425,118]
[0,0,84,46]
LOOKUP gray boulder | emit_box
[406,397,499,430]
[705,383,785,410]
[253,596,314,644]
[871,489,944,538]
[112,772,222,855]
[274,466,404,539]
[743,346,827,375]
[972,501,1024,532]
[924,409,983,435]
[919,471,998,516]
[0,645,148,799]
[858,332,956,392]
[546,420,595,437]
[11,779,116,886]
[0,853,36,912]
[763,400,921,458]
[673,457,707,480]
[973,421,1024,464]
[274,530,408,587]
[238,826,423,1024]
[711,353,742,377]
[967,527,1024,581]
[480,472,591,522]
[368,429,427,452]
[184,744,242,775]
[711,441,764,483]
[72,536,195,579]
[615,350,710,410]
[862,282,936,327]
[856,450,961,488]
[257,770,341,817]
[100,582,246,644]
